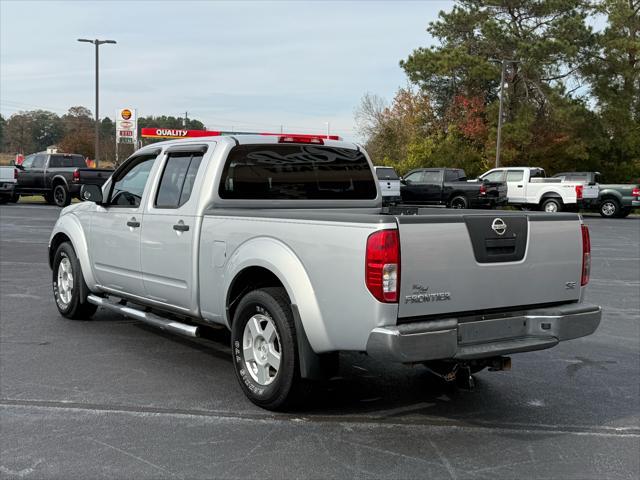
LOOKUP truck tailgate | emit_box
[396,212,583,319]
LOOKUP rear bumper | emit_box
[366,303,602,363]
[0,182,15,197]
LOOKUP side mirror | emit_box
[80,184,103,205]
[400,178,407,185]
[14,163,24,170]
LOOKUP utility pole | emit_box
[184,111,189,128]
[78,38,117,167]
[489,58,519,168]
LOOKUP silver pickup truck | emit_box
[49,135,601,410]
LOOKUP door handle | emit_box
[173,223,189,232]
[126,218,140,228]
[517,185,523,188]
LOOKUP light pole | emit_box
[78,38,116,167]
[489,58,519,168]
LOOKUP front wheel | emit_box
[599,199,620,218]
[231,287,308,410]
[53,184,71,207]
[541,198,562,213]
[52,242,97,319]
[10,193,19,203]
[449,195,468,209]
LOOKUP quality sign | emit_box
[116,107,138,144]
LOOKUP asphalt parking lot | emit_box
[1,202,639,480]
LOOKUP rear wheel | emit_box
[53,184,71,207]
[52,242,97,320]
[599,198,620,218]
[541,198,562,213]
[231,287,308,410]
[449,195,468,209]
[44,192,55,204]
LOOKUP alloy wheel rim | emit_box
[56,257,73,305]
[55,187,64,204]
[602,202,615,216]
[242,313,281,386]
[545,202,558,213]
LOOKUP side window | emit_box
[506,170,524,182]
[483,170,505,182]
[49,156,62,168]
[423,171,443,184]
[109,157,156,207]
[444,170,462,182]
[155,152,203,208]
[404,171,423,184]
[32,155,46,169]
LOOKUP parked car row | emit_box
[374,165,638,217]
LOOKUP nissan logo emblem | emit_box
[491,218,507,235]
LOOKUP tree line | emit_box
[0,106,205,163]
[356,0,640,182]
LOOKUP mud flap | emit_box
[291,304,337,380]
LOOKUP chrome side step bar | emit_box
[87,294,199,338]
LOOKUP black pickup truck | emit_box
[400,167,507,208]
[15,152,113,207]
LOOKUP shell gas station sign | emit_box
[116,108,138,144]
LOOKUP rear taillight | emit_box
[278,135,324,145]
[575,185,583,200]
[365,229,400,303]
[479,184,487,196]
[581,224,591,286]
[72,169,80,182]
[632,187,640,198]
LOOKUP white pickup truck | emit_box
[48,135,601,410]
[479,167,599,212]
[0,166,17,203]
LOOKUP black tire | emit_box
[53,184,71,207]
[449,195,468,209]
[599,198,620,218]
[231,287,309,410]
[0,196,8,204]
[44,192,55,204]
[618,207,632,218]
[10,193,19,203]
[52,242,97,320]
[541,198,562,213]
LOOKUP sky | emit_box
[0,0,452,141]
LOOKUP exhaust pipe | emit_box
[87,295,199,338]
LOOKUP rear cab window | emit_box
[219,144,376,200]
[49,154,86,168]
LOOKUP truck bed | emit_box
[201,206,584,350]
